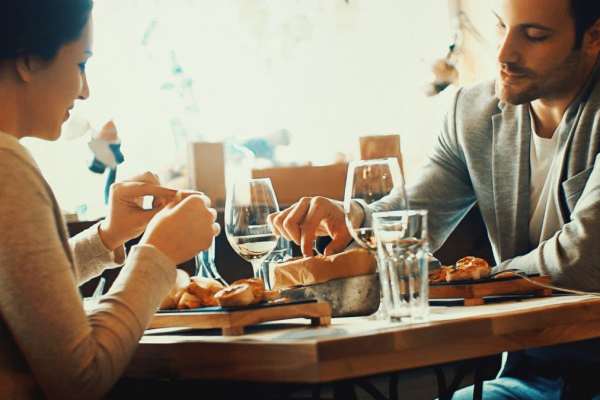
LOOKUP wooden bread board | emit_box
[429,275,553,306]
[150,299,331,336]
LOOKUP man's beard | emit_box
[496,49,582,105]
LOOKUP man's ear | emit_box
[15,54,45,83]
[583,19,600,56]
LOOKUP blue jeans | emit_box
[451,375,563,400]
[451,346,600,400]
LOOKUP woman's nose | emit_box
[78,74,90,100]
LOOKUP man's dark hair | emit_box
[571,0,600,48]
[0,0,93,60]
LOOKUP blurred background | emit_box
[23,0,497,219]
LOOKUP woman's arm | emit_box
[69,223,126,284]
[0,151,175,399]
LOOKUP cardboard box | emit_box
[252,163,348,206]
[359,134,405,176]
[187,135,406,208]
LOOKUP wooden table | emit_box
[126,295,600,385]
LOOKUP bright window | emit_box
[25,0,454,218]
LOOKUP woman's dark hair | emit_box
[0,0,93,61]
[571,0,600,48]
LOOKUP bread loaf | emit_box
[272,248,376,290]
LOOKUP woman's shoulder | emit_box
[0,148,52,202]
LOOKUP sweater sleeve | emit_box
[364,88,477,252]
[69,223,126,284]
[0,151,175,399]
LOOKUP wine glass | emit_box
[225,178,280,280]
[343,157,408,319]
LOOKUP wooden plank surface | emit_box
[126,295,600,383]
[429,275,552,300]
[149,301,331,335]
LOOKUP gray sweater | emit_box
[366,65,600,291]
[0,131,176,399]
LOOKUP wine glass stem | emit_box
[250,260,262,280]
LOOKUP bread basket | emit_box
[280,274,380,317]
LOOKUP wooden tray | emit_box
[429,275,553,306]
[150,299,332,336]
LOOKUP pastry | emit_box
[232,278,265,301]
[429,256,491,283]
[177,277,225,309]
[214,283,260,307]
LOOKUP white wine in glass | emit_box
[343,157,407,318]
[230,233,279,261]
[225,178,280,280]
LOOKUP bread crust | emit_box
[272,248,377,289]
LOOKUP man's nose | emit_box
[497,30,521,66]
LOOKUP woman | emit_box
[0,1,220,398]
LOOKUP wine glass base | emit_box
[367,301,388,321]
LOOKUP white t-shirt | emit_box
[528,108,563,246]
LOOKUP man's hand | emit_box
[267,196,364,256]
[98,172,181,250]
[141,193,220,265]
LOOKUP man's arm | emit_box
[496,154,600,291]
[366,88,478,252]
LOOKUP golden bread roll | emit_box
[263,289,282,301]
[185,277,225,307]
[428,257,491,283]
[231,278,265,302]
[493,271,517,279]
[272,248,377,289]
[159,269,190,310]
[177,291,204,309]
[176,277,224,309]
[429,266,452,283]
[214,283,259,307]
[453,256,491,280]
[435,256,491,283]
[444,269,476,282]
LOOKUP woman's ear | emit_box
[15,54,45,83]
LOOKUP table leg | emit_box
[472,359,485,400]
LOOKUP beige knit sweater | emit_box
[0,131,176,399]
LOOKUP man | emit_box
[269,0,600,398]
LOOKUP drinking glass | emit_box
[225,178,280,280]
[373,210,429,322]
[343,157,407,319]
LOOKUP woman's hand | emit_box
[141,193,220,265]
[98,172,179,250]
